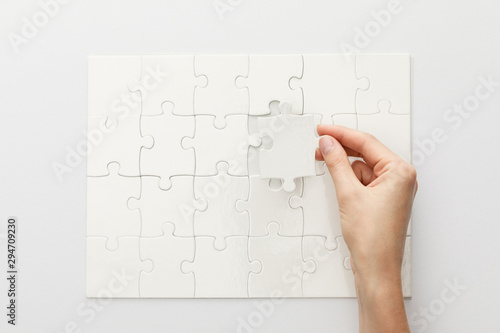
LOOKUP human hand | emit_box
[316,125,417,333]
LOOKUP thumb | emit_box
[319,135,359,194]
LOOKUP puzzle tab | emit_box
[87,54,412,298]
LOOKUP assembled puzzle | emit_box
[86,54,412,298]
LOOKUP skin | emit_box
[316,125,417,333]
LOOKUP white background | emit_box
[1,1,499,332]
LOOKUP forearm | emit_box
[356,275,410,333]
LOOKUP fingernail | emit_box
[319,136,335,155]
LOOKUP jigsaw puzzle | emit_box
[87,54,412,298]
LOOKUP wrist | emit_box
[355,273,409,333]
[355,274,403,303]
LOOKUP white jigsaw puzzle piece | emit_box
[289,163,342,250]
[182,115,260,176]
[302,236,355,297]
[87,115,153,177]
[258,101,318,192]
[290,54,369,123]
[128,176,207,238]
[181,236,261,298]
[140,223,195,297]
[236,55,303,116]
[129,55,204,116]
[235,176,303,236]
[356,54,411,115]
[194,55,249,128]
[193,162,249,250]
[86,236,153,298]
[248,222,315,297]
[357,99,411,163]
[88,56,141,126]
[141,102,195,189]
[87,163,141,250]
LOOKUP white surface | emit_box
[302,236,356,297]
[86,236,153,298]
[290,54,369,121]
[127,176,205,237]
[140,102,196,189]
[181,236,261,298]
[236,54,303,115]
[236,175,303,236]
[87,115,153,176]
[130,55,202,116]
[88,55,142,122]
[357,99,412,162]
[193,162,250,251]
[182,114,260,176]
[87,163,141,249]
[140,223,195,298]
[290,163,343,252]
[248,222,315,297]
[356,54,411,115]
[1,0,499,332]
[195,55,249,127]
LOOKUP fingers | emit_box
[315,148,323,161]
[318,135,360,194]
[315,146,363,161]
[317,125,398,167]
[344,147,363,158]
[351,160,374,186]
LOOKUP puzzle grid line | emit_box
[86,54,412,298]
